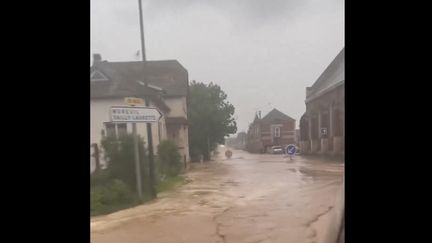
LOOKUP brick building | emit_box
[246,109,296,153]
[299,48,344,156]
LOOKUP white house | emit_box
[90,54,190,171]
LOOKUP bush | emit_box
[91,134,164,216]
[91,179,137,215]
[101,134,149,193]
[91,169,111,187]
[104,179,134,204]
[157,140,182,177]
[90,188,103,212]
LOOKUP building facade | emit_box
[90,54,190,170]
[246,109,296,153]
[299,48,344,156]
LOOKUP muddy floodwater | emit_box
[91,148,344,243]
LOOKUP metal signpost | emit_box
[286,144,297,160]
[125,97,145,106]
[110,101,162,200]
[111,106,162,123]
[321,128,327,136]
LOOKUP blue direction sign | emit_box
[286,144,297,155]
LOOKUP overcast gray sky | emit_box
[91,0,344,134]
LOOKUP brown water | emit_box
[91,148,344,243]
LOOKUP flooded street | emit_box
[91,148,344,243]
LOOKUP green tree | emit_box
[188,81,237,161]
[157,140,182,177]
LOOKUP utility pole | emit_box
[144,91,157,198]
[138,0,146,61]
[138,0,156,199]
[132,123,143,199]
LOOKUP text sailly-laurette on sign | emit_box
[111,107,157,122]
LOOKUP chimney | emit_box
[93,53,102,65]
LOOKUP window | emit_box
[117,124,127,137]
[273,127,281,137]
[104,123,127,138]
[105,123,116,137]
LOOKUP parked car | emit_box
[271,146,284,154]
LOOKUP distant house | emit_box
[246,109,296,153]
[299,48,344,156]
[90,54,190,170]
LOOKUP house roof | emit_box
[261,108,295,122]
[306,48,344,102]
[91,59,188,99]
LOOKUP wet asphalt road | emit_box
[91,148,344,243]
